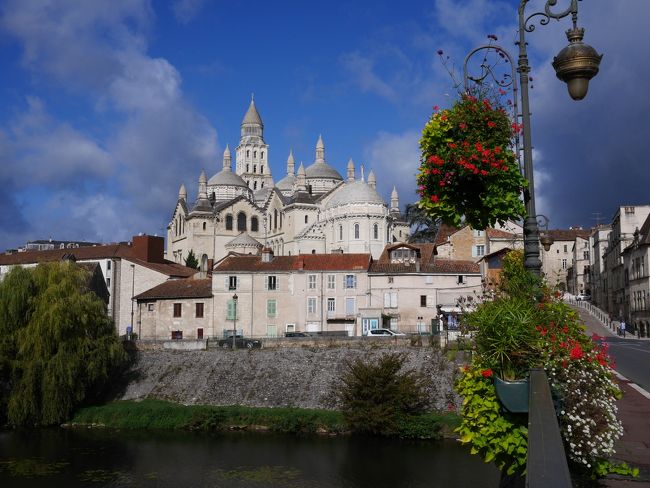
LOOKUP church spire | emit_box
[240,96,264,140]
[287,149,295,176]
[198,170,207,199]
[178,183,187,201]
[347,158,355,181]
[315,135,325,163]
[368,169,376,189]
[296,162,307,191]
[391,186,400,213]
[223,144,232,171]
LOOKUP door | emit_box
[362,318,379,335]
[197,328,203,340]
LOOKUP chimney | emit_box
[132,235,165,263]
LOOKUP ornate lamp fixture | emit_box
[552,27,603,100]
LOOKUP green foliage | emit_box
[0,262,128,427]
[404,203,439,243]
[465,297,540,380]
[500,250,545,300]
[184,249,199,269]
[336,353,431,436]
[455,366,528,475]
[418,95,527,229]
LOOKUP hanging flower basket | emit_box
[417,95,528,229]
[494,376,529,413]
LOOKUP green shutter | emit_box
[267,299,276,317]
[227,300,237,320]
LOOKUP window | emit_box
[246,164,249,172]
[345,297,355,315]
[237,212,247,231]
[267,275,277,290]
[564,245,568,253]
[246,150,250,158]
[261,151,264,159]
[254,151,257,159]
[354,223,360,239]
[388,276,394,284]
[173,303,182,317]
[261,165,264,174]
[147,303,154,311]
[305,215,308,224]
[253,164,257,173]
[225,215,233,230]
[327,298,335,313]
[344,274,356,289]
[196,303,204,318]
[307,297,317,314]
[457,275,465,284]
[339,225,343,240]
[267,299,277,318]
[473,230,484,237]
[420,295,427,307]
[253,181,258,190]
[267,325,277,337]
[562,258,568,270]
[274,209,278,229]
[228,276,238,291]
[384,292,398,308]
[325,274,336,290]
[308,274,317,289]
[373,223,379,239]
[251,216,259,232]
[107,260,111,270]
[202,222,206,231]
[227,299,237,320]
[106,277,110,288]
[474,245,485,257]
[583,251,589,260]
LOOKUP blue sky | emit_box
[1,0,649,251]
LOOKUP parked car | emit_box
[285,331,310,338]
[217,336,262,349]
[576,293,591,301]
[365,328,406,337]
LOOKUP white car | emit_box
[365,328,406,337]
[576,293,591,301]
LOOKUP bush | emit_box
[336,353,431,436]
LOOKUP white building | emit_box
[167,97,409,265]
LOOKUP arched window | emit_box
[246,164,249,172]
[253,181,258,190]
[253,165,257,173]
[305,215,308,224]
[373,223,379,239]
[280,213,283,229]
[251,216,259,232]
[354,223,360,239]
[261,151,264,159]
[261,165,264,174]
[237,212,247,231]
[210,192,215,203]
[246,150,250,158]
[339,225,343,240]
[203,222,207,231]
[225,214,233,230]
[254,151,257,158]
[274,209,278,230]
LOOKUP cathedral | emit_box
[167,97,409,264]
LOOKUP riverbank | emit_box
[68,399,460,440]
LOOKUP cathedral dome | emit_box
[305,162,343,180]
[325,180,386,209]
[208,169,248,188]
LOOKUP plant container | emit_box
[494,377,529,413]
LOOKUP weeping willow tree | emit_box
[0,262,128,427]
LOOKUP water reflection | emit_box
[0,428,499,487]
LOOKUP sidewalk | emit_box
[572,306,650,487]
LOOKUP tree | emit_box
[184,249,199,269]
[405,203,439,243]
[0,262,128,427]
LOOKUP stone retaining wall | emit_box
[120,345,460,411]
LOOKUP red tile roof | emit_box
[370,242,479,274]
[0,243,196,278]
[135,278,212,300]
[487,228,517,239]
[213,253,372,272]
[547,229,592,241]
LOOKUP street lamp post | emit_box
[232,293,238,349]
[463,0,601,275]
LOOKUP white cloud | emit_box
[363,129,422,207]
[172,0,207,25]
[340,51,397,101]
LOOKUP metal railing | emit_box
[526,369,572,488]
[565,298,614,331]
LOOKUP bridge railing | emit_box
[526,368,572,488]
[564,298,615,333]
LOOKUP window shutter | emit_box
[236,276,240,289]
[225,277,229,290]
[426,295,434,308]
[384,293,390,308]
[227,300,234,320]
[264,277,268,290]
[391,292,398,308]
[471,246,477,257]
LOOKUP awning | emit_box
[440,306,463,313]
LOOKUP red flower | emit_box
[433,105,439,112]
[430,195,439,202]
[487,121,496,128]
[481,369,493,378]
[570,344,584,360]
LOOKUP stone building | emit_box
[167,97,409,265]
[621,214,650,336]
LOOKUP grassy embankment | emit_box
[71,400,460,439]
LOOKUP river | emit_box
[0,428,499,487]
